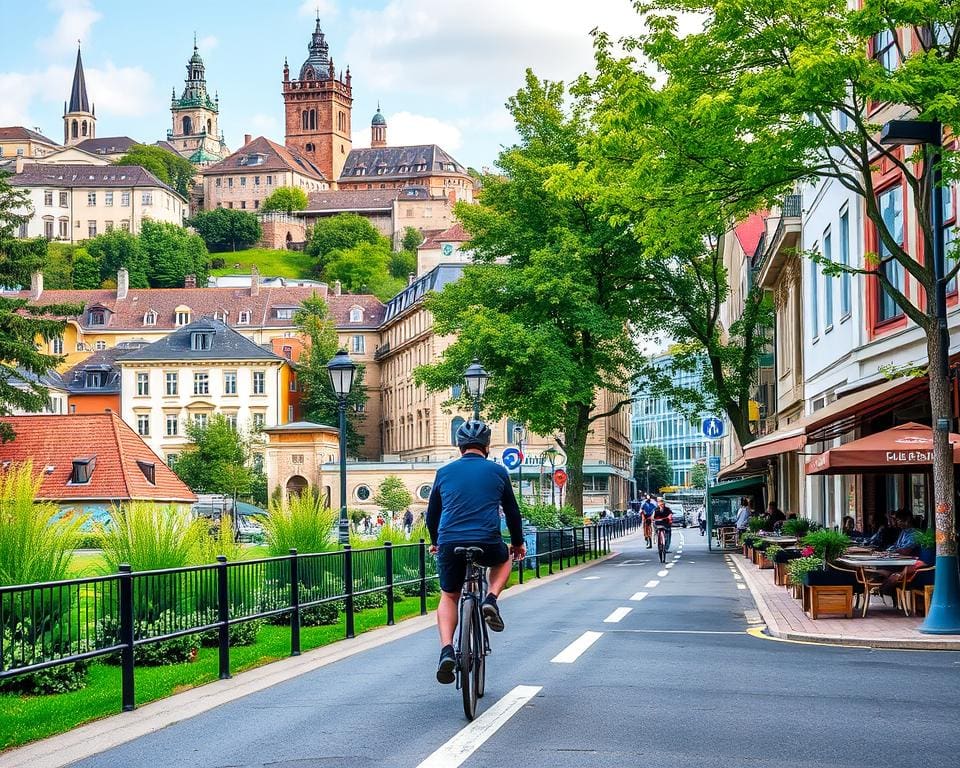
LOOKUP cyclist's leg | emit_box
[437,591,459,646]
[484,543,512,598]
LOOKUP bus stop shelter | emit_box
[706,474,767,551]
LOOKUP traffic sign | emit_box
[708,456,721,475]
[502,447,524,470]
[553,469,568,488]
[702,416,724,439]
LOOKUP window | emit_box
[223,371,237,395]
[240,177,246,187]
[873,28,898,72]
[136,460,156,485]
[225,414,238,431]
[823,230,834,329]
[165,372,178,396]
[240,201,246,209]
[253,200,259,209]
[252,412,265,429]
[215,178,221,187]
[266,175,273,185]
[121,220,130,232]
[87,221,97,238]
[877,185,905,322]
[351,335,365,354]
[105,191,113,207]
[227,178,233,188]
[43,219,54,239]
[85,371,105,388]
[252,371,265,395]
[191,331,212,351]
[105,220,114,232]
[450,417,465,446]
[193,413,208,429]
[89,309,106,326]
[44,190,53,206]
[121,191,130,207]
[810,253,819,338]
[254,176,260,186]
[355,484,371,501]
[136,372,149,396]
[141,192,153,206]
[165,414,178,436]
[87,192,96,206]
[252,453,264,472]
[176,310,190,326]
[281,345,293,359]
[94,340,106,351]
[349,307,363,322]
[275,308,294,320]
[52,336,63,355]
[289,376,297,392]
[237,310,250,325]
[143,311,157,326]
[58,218,68,239]
[193,372,209,395]
[70,457,96,484]
[944,183,957,294]
[59,191,68,207]
[166,453,177,468]
[137,414,150,436]
[839,210,851,316]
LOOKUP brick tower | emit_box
[283,17,353,183]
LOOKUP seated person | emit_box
[886,509,919,556]
[841,515,863,539]
[864,510,900,549]
[764,502,786,531]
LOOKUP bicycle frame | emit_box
[455,554,490,689]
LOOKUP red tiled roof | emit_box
[0,126,58,145]
[0,414,196,503]
[734,212,767,257]
[19,285,386,329]
[201,136,327,181]
[421,223,470,250]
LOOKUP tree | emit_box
[689,461,708,491]
[139,220,209,288]
[261,186,309,214]
[633,446,672,494]
[389,248,417,280]
[373,475,413,518]
[189,208,262,252]
[85,230,149,288]
[173,414,254,497]
[325,241,405,300]
[305,213,384,274]
[415,72,640,514]
[633,0,960,624]
[401,227,423,253]
[115,144,195,199]
[0,172,78,440]
[294,294,368,455]
[71,247,101,289]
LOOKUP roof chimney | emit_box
[333,279,341,296]
[244,134,252,145]
[29,271,43,300]
[251,265,260,296]
[116,268,128,300]
[184,274,196,289]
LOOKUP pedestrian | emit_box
[403,508,414,535]
[376,513,384,529]
[640,494,657,548]
[735,496,751,538]
[697,505,706,536]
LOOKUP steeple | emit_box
[299,16,331,80]
[64,44,95,146]
[68,46,91,114]
[371,103,387,147]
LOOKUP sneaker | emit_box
[482,594,505,632]
[436,644,456,684]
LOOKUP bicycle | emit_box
[655,523,669,564]
[453,546,491,720]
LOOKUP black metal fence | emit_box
[0,518,638,712]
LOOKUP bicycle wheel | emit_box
[474,607,486,699]
[459,598,477,720]
[658,532,666,564]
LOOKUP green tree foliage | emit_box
[325,241,405,300]
[389,247,417,280]
[0,173,78,438]
[260,186,309,214]
[85,230,149,288]
[633,446,673,494]
[294,295,368,455]
[401,226,423,253]
[139,219,209,288]
[373,475,413,517]
[173,414,254,497]
[189,208,262,252]
[689,461,708,491]
[115,144,195,199]
[306,213,383,273]
[415,73,639,513]
[43,243,79,289]
[70,247,102,289]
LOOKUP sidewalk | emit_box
[728,552,960,650]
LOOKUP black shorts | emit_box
[436,540,509,594]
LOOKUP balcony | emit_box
[373,342,391,361]
[753,194,802,289]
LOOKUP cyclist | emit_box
[425,419,526,684]
[653,497,673,552]
[640,494,656,548]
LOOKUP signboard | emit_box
[553,469,568,488]
[708,456,721,475]
[502,447,524,470]
[702,416,724,439]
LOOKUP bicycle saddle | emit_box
[454,546,485,556]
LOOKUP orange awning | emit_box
[806,422,960,475]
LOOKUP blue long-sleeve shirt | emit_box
[426,454,524,546]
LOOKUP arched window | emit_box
[206,119,212,133]
[81,121,88,137]
[310,109,317,130]
[451,417,465,446]
[302,110,309,130]
[71,120,78,139]
[305,142,315,152]
[182,116,192,135]
[506,419,522,444]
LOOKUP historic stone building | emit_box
[282,16,353,183]
[167,39,229,166]
[63,47,95,147]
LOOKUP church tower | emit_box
[371,105,387,148]
[169,37,229,165]
[283,16,353,182]
[63,46,95,147]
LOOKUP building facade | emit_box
[0,127,59,160]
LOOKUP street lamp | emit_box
[645,461,651,494]
[463,358,489,420]
[880,118,960,633]
[327,349,357,546]
[542,445,560,508]
[513,424,527,504]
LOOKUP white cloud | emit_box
[198,35,219,52]
[378,111,462,151]
[38,0,102,56]
[298,0,337,18]
[85,63,156,117]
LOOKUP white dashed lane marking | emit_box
[551,631,604,664]
[645,580,660,588]
[582,576,601,580]
[629,591,648,601]
[603,607,632,623]
[657,570,669,577]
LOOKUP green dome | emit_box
[371,109,386,126]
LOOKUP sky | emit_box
[0,0,658,170]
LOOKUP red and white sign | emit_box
[553,469,568,488]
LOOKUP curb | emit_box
[0,544,621,768]
[728,553,960,651]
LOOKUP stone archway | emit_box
[286,475,308,498]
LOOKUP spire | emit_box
[68,45,91,114]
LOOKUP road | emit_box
[71,530,960,768]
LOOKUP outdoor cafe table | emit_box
[835,555,920,616]
[758,535,798,545]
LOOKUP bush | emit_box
[801,530,851,563]
[520,501,560,529]
[786,556,824,584]
[558,505,582,527]
[258,587,342,627]
[0,626,89,695]
[210,257,226,269]
[353,590,387,612]
[96,611,198,666]
[71,532,105,550]
[197,611,263,647]
[101,502,203,572]
[782,518,812,538]
[262,492,337,558]
[747,516,767,533]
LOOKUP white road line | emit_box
[657,570,669,577]
[606,629,743,635]
[737,583,746,590]
[416,684,542,768]
[645,579,660,588]
[665,563,674,569]
[551,631,604,664]
[582,576,601,580]
[603,607,632,623]
[629,591,648,601]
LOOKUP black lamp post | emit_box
[880,118,960,633]
[327,349,357,546]
[645,461,651,494]
[514,424,527,504]
[464,359,489,420]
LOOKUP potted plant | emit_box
[801,530,851,566]
[741,532,760,559]
[786,556,823,599]
[761,544,782,571]
[782,517,812,539]
[915,529,936,566]
[747,517,767,534]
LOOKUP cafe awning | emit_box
[805,422,960,475]
[742,375,928,462]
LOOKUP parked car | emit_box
[671,505,689,527]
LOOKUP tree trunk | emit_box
[927,328,956,560]
[706,351,754,448]
[562,403,591,516]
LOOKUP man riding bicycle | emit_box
[640,494,657,549]
[426,419,526,684]
[653,497,673,552]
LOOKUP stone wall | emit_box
[259,212,307,250]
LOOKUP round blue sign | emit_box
[502,447,523,470]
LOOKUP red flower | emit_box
[801,546,815,557]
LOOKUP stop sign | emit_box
[553,469,568,488]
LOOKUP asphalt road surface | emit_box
[71,531,960,768]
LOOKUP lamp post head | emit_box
[326,349,357,399]
[513,424,526,443]
[464,358,489,400]
[880,119,941,147]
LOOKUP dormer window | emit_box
[281,345,293,359]
[213,310,228,322]
[143,311,157,326]
[70,456,96,484]
[237,310,250,325]
[275,308,294,320]
[349,307,363,323]
[191,331,213,351]
[89,309,106,326]
[175,306,191,326]
[84,371,106,388]
[399,165,408,173]
[136,459,156,485]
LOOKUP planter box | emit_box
[803,584,853,619]
[774,562,788,585]
[757,553,773,570]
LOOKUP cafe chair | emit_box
[826,561,867,613]
[897,565,935,617]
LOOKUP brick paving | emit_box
[728,551,960,650]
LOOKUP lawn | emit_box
[67,552,106,577]
[209,248,314,279]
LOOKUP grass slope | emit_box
[209,248,314,279]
